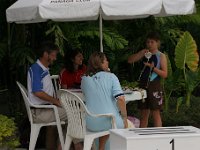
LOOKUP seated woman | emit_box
[60,49,86,150]
[60,48,87,89]
[81,52,128,150]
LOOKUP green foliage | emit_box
[163,53,172,111]
[175,31,199,71]
[186,69,200,92]
[10,45,35,67]
[45,21,128,77]
[46,21,128,57]
[162,31,200,111]
[127,96,200,128]
[103,28,128,50]
[163,68,188,112]
[164,31,200,111]
[174,31,199,107]
[0,114,20,148]
[46,23,68,56]
[0,40,7,62]
[165,53,172,76]
[176,97,184,113]
[121,80,138,90]
[162,96,200,127]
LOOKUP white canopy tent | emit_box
[6,0,196,52]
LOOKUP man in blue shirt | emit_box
[27,41,67,150]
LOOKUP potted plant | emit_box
[0,114,20,149]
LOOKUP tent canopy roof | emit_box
[6,0,196,23]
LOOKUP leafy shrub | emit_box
[121,80,138,90]
[127,96,200,128]
[0,114,20,148]
[162,96,200,128]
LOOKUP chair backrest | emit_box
[16,81,34,124]
[58,89,88,139]
[51,75,61,93]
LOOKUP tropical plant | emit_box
[46,22,128,55]
[45,21,129,76]
[0,40,7,63]
[174,31,199,107]
[163,53,173,111]
[0,114,20,149]
[121,80,138,90]
[162,31,200,111]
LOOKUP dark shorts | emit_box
[138,80,164,110]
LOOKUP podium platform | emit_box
[110,126,200,150]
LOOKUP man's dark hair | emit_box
[146,31,160,41]
[36,41,59,58]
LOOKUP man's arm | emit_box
[33,91,61,106]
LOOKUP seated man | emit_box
[27,41,67,150]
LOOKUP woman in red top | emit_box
[60,49,87,89]
[60,49,86,149]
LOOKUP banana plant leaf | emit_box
[175,31,199,72]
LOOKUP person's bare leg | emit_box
[46,126,57,150]
[74,142,83,150]
[57,143,62,150]
[152,110,162,127]
[99,135,109,150]
[139,109,150,128]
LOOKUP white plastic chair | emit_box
[51,75,61,93]
[57,89,117,150]
[16,81,65,150]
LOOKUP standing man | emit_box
[128,32,167,128]
[27,41,67,150]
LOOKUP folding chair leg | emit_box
[64,135,73,150]
[29,125,41,150]
[83,137,94,150]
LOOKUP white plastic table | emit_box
[68,89,147,103]
[110,126,200,150]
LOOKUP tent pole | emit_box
[99,12,103,52]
